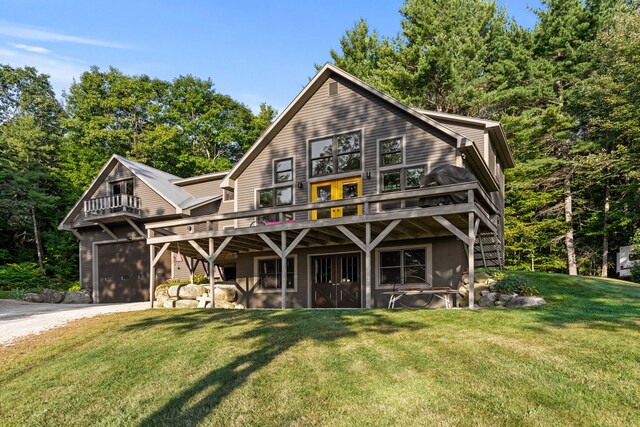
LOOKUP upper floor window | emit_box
[257,186,293,223]
[310,131,361,177]
[381,167,424,192]
[274,158,293,183]
[380,137,403,166]
[223,188,234,201]
[110,179,134,196]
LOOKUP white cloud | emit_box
[7,42,50,54]
[0,22,130,49]
[0,48,87,97]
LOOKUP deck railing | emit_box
[84,194,141,217]
[146,181,499,241]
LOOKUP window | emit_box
[110,179,134,196]
[310,131,361,177]
[379,248,427,286]
[380,137,403,166]
[257,258,295,290]
[257,186,293,222]
[381,167,425,192]
[274,158,293,183]
[223,188,234,201]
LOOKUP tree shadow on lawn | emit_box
[124,309,422,426]
[518,272,640,332]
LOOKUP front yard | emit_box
[0,272,639,426]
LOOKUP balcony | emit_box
[84,194,141,219]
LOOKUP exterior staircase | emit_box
[474,231,504,269]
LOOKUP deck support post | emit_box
[258,224,310,309]
[208,238,215,307]
[281,229,287,309]
[337,219,400,309]
[365,223,372,308]
[149,244,156,308]
[468,212,476,309]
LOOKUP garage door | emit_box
[97,241,150,303]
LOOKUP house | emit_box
[59,64,514,308]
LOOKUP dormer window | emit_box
[110,179,134,196]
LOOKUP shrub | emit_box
[631,263,640,284]
[0,263,48,291]
[66,281,81,291]
[166,275,208,286]
[494,274,538,296]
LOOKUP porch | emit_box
[145,182,501,309]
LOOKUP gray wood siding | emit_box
[180,179,223,198]
[437,119,485,156]
[235,75,457,226]
[69,163,177,228]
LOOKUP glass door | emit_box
[311,177,362,220]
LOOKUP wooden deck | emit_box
[144,182,500,309]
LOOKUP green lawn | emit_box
[1,272,639,426]
[0,290,17,299]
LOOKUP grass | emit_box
[0,289,21,299]
[0,271,639,426]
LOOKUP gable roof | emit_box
[58,155,219,230]
[220,63,481,189]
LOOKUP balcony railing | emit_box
[84,194,141,218]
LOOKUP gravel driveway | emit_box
[0,299,150,346]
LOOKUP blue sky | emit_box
[0,0,541,113]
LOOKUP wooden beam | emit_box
[213,236,234,259]
[209,238,215,307]
[151,243,171,267]
[365,222,372,308]
[370,220,400,250]
[433,215,471,245]
[336,225,366,252]
[125,217,146,238]
[149,245,156,308]
[283,229,309,258]
[188,240,211,261]
[258,233,283,257]
[97,222,118,240]
[281,230,287,309]
[147,202,476,245]
[468,212,476,309]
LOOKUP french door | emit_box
[310,177,362,220]
[311,253,361,308]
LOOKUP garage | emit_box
[97,241,151,303]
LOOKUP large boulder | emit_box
[22,293,43,303]
[62,290,92,304]
[168,284,206,300]
[479,292,498,307]
[506,296,546,308]
[175,299,199,308]
[214,285,237,303]
[40,289,65,303]
[214,301,237,309]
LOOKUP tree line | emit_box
[1,0,639,283]
[0,65,275,282]
[328,0,640,277]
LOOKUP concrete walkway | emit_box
[0,299,149,346]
